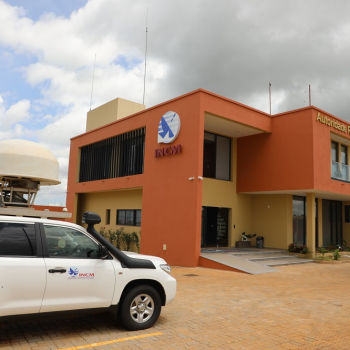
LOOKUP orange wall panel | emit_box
[237,108,315,192]
[141,93,203,266]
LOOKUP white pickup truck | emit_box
[0,211,176,330]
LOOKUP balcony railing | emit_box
[331,161,350,182]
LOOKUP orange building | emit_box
[66,89,350,267]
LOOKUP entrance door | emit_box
[322,200,342,246]
[293,196,306,245]
[201,207,229,248]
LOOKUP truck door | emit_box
[0,222,46,316]
[40,224,116,313]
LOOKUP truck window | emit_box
[43,225,101,259]
[0,223,36,257]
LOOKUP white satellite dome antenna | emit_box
[0,139,60,208]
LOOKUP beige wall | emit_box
[86,98,145,132]
[202,137,294,249]
[77,188,143,232]
[252,194,293,249]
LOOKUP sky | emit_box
[1,0,350,206]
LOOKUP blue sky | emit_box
[1,0,350,206]
[7,0,88,20]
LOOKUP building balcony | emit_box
[331,161,349,182]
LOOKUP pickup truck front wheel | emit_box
[120,285,161,331]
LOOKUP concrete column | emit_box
[306,193,316,256]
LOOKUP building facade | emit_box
[66,89,350,267]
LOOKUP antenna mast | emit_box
[90,54,96,111]
[269,82,272,115]
[143,9,148,105]
[309,84,311,106]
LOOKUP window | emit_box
[79,128,145,182]
[106,209,111,225]
[203,132,231,181]
[331,142,349,181]
[44,225,101,258]
[331,141,338,162]
[117,210,142,226]
[345,205,350,223]
[341,145,348,165]
[0,223,36,256]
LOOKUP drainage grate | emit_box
[184,274,199,277]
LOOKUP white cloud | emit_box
[0,96,31,133]
[1,0,350,206]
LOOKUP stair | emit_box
[200,248,314,274]
[230,249,313,267]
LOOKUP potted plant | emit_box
[235,232,256,248]
[241,232,257,241]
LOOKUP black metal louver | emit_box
[79,128,145,182]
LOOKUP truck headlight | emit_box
[160,264,172,275]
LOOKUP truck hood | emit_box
[122,251,167,265]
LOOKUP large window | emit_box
[79,128,145,182]
[117,210,142,226]
[203,132,231,180]
[0,223,36,256]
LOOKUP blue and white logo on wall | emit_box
[158,111,181,144]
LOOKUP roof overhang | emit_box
[204,112,268,138]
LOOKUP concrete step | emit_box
[236,254,295,261]
[231,250,314,267]
[231,250,287,256]
[262,259,314,267]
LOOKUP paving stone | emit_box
[1,264,350,349]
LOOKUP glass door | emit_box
[201,207,229,248]
[293,196,306,245]
[322,200,342,246]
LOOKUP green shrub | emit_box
[318,247,328,257]
[288,243,308,253]
[99,227,140,252]
[302,246,310,255]
[333,249,340,261]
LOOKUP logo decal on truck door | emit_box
[68,267,95,279]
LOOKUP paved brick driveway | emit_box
[1,263,350,349]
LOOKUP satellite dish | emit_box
[0,139,60,207]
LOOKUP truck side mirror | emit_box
[82,212,101,225]
[100,246,109,259]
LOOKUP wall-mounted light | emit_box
[198,176,203,180]
[189,177,195,180]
